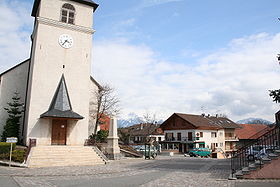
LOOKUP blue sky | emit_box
[93,0,280,63]
[0,0,280,121]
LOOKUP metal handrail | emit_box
[24,138,36,163]
[92,146,109,163]
[231,125,279,176]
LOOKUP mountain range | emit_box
[118,114,273,128]
[117,113,163,128]
[236,118,273,125]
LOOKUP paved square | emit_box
[0,156,279,187]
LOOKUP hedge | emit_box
[0,144,25,163]
[0,142,16,154]
[11,150,25,163]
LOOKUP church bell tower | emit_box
[24,0,98,146]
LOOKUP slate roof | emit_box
[0,59,29,77]
[235,124,271,139]
[175,113,241,129]
[40,75,83,119]
[32,0,99,17]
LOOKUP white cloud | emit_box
[0,0,279,123]
[0,0,32,72]
[93,33,280,122]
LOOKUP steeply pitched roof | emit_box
[235,124,271,139]
[32,0,99,17]
[174,113,240,129]
[90,76,102,89]
[40,75,83,119]
[0,59,30,77]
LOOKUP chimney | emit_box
[140,124,143,130]
[216,114,218,117]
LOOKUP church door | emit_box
[51,120,67,145]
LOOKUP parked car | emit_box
[189,148,211,157]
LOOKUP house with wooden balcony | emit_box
[160,113,240,155]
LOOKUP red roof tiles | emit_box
[235,124,271,139]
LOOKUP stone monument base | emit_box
[106,150,122,160]
[106,137,122,160]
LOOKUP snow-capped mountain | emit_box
[117,113,142,128]
[117,113,164,128]
[236,118,273,125]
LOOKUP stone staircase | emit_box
[234,149,280,179]
[27,146,106,167]
[230,124,280,179]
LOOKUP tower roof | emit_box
[32,0,99,17]
[40,75,83,119]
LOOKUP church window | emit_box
[61,3,75,24]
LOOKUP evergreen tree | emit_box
[1,92,24,142]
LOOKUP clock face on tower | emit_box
[58,34,73,49]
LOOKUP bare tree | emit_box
[91,84,120,135]
[142,111,157,125]
[140,111,158,144]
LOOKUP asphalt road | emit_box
[0,156,279,187]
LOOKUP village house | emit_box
[160,113,240,155]
[120,123,165,144]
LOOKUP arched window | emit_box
[61,3,75,24]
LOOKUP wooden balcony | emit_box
[225,136,239,141]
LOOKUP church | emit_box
[0,0,100,147]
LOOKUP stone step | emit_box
[34,146,93,149]
[268,153,279,159]
[261,157,271,163]
[274,149,280,155]
[28,159,104,167]
[235,170,243,179]
[31,152,98,156]
[27,146,105,167]
[248,163,257,171]
[29,157,102,162]
[29,161,104,168]
[30,155,100,159]
[255,160,264,165]
[33,147,94,151]
[242,167,250,174]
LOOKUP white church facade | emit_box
[0,0,100,146]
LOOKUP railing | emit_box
[225,136,239,141]
[231,125,279,177]
[92,146,109,163]
[165,137,197,142]
[24,138,36,163]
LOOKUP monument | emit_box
[106,117,121,160]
